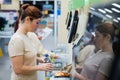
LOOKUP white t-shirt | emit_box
[77,45,95,66]
[8,32,54,80]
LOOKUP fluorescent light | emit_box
[106,14,112,19]
[104,8,112,13]
[98,9,106,13]
[117,17,120,20]
[113,19,119,23]
[33,1,36,5]
[90,7,95,10]
[112,3,120,8]
[111,8,120,13]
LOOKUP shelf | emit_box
[0,35,12,38]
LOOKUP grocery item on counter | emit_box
[45,54,53,80]
[54,72,70,78]
[61,64,72,73]
[54,64,72,78]
[45,54,51,63]
[50,55,55,63]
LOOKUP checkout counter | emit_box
[38,44,72,80]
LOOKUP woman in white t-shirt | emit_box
[8,4,55,80]
[74,22,117,80]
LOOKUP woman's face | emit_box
[94,30,106,49]
[29,18,41,32]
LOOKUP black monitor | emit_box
[66,11,72,30]
[65,12,69,25]
[43,4,53,11]
[68,10,79,43]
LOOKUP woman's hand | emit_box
[52,55,59,59]
[73,70,90,80]
[75,65,83,70]
[38,36,42,40]
[38,63,53,71]
[36,57,45,63]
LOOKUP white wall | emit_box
[1,0,19,10]
[58,0,69,44]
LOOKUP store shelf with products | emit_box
[0,36,11,38]
[0,28,14,39]
[0,28,14,56]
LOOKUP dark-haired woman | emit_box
[74,22,116,80]
[8,4,55,80]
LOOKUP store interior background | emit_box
[0,0,120,80]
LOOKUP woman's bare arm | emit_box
[11,55,53,75]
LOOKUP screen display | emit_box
[0,0,12,4]
[68,10,79,43]
[66,11,72,30]
[43,4,53,10]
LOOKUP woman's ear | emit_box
[24,16,30,23]
[106,34,111,42]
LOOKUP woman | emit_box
[76,35,95,67]
[14,10,42,40]
[74,22,116,80]
[76,34,101,70]
[8,4,55,80]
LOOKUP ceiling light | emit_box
[106,14,112,19]
[113,19,119,23]
[104,8,112,13]
[33,1,36,5]
[111,8,120,13]
[112,3,120,8]
[117,17,120,20]
[98,9,106,13]
[91,32,95,37]
[90,7,95,10]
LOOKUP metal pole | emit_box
[54,0,57,48]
